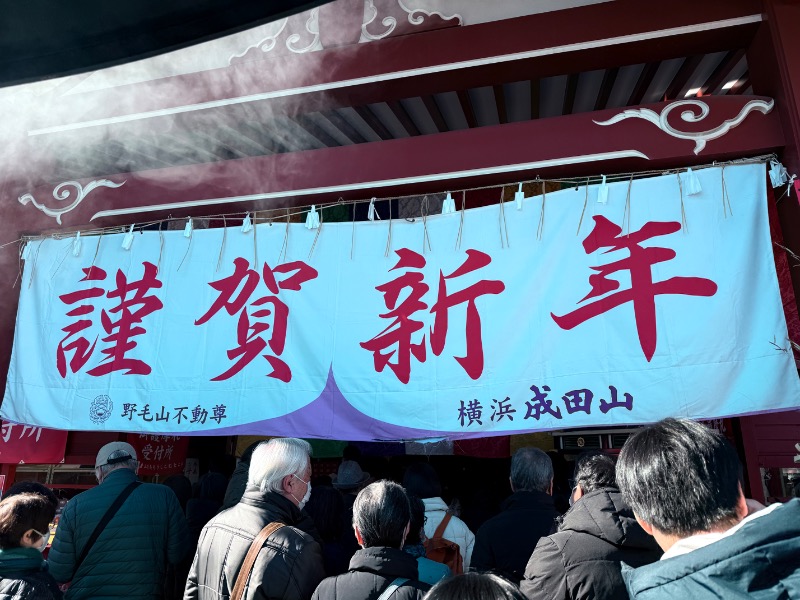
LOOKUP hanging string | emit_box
[253,211,259,267]
[721,167,733,218]
[623,175,634,237]
[421,196,433,254]
[308,205,324,260]
[384,199,394,257]
[279,211,290,263]
[12,241,24,289]
[350,201,357,260]
[156,222,165,274]
[27,240,45,288]
[536,180,547,240]
[676,174,688,233]
[455,191,466,251]
[576,178,589,235]
[216,216,227,272]
[498,187,510,248]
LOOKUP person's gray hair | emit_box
[97,450,138,479]
[352,480,410,548]
[510,447,553,493]
[248,438,312,494]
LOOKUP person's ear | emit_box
[353,526,365,548]
[635,514,654,536]
[509,477,515,493]
[401,521,410,548]
[735,484,749,520]
[573,485,584,502]
[281,474,294,494]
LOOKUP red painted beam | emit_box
[29,0,762,135]
[8,96,782,233]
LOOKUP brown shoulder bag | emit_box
[230,522,286,600]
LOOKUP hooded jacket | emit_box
[48,468,189,600]
[472,490,559,581]
[311,546,430,600]
[184,488,325,600]
[421,498,475,569]
[622,498,800,599]
[0,547,62,600]
[520,487,661,600]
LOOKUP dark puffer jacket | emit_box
[185,488,325,600]
[622,499,800,599]
[48,468,189,600]
[311,547,430,600]
[472,490,559,581]
[520,488,661,600]
[0,547,62,600]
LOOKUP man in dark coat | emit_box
[617,418,800,599]
[185,438,325,600]
[471,447,559,581]
[520,452,661,600]
[311,480,430,600]
[48,442,189,600]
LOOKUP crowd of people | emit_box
[0,418,797,599]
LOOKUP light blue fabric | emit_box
[415,557,450,586]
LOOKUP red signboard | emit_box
[126,434,189,476]
[0,422,67,464]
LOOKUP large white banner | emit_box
[3,163,799,439]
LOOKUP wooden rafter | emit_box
[594,67,619,111]
[294,114,341,148]
[493,84,508,124]
[728,71,750,95]
[530,79,540,120]
[664,54,704,99]
[386,100,421,136]
[353,106,393,141]
[563,73,579,116]
[627,62,660,105]
[319,110,367,144]
[701,48,747,95]
[457,90,478,129]
[422,95,449,133]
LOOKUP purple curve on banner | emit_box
[174,368,533,441]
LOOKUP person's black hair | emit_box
[4,481,58,510]
[402,463,442,499]
[617,418,742,537]
[162,474,193,512]
[342,444,362,462]
[423,573,526,600]
[406,495,425,545]
[305,485,346,542]
[198,472,228,504]
[573,451,617,494]
[511,448,553,493]
[0,493,55,549]
[352,480,410,548]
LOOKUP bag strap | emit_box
[377,577,410,600]
[73,481,142,578]
[432,511,452,539]
[230,522,286,600]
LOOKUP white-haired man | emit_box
[185,437,325,600]
[48,441,189,599]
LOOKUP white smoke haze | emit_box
[0,0,612,216]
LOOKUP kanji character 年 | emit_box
[551,216,717,361]
[196,257,318,381]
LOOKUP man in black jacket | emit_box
[520,451,661,600]
[472,447,559,581]
[311,480,429,600]
[185,438,325,600]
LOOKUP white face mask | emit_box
[292,474,312,510]
[31,530,49,553]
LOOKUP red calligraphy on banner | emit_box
[126,434,189,476]
[196,257,318,381]
[57,266,107,377]
[0,422,67,464]
[551,216,717,361]
[361,249,505,383]
[57,263,163,377]
[88,262,163,376]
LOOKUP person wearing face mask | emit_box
[185,437,325,600]
[519,451,661,600]
[48,442,189,599]
[0,492,62,599]
[311,481,430,600]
